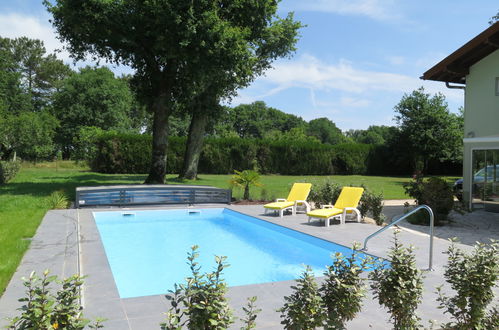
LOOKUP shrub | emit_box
[279,266,324,329]
[437,239,499,329]
[365,190,385,226]
[369,231,424,329]
[240,296,261,330]
[47,190,70,209]
[8,270,102,329]
[162,245,234,330]
[404,176,454,225]
[308,179,341,208]
[72,126,106,161]
[0,159,21,184]
[320,243,371,329]
[358,190,371,220]
[229,170,263,200]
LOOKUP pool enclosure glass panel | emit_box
[471,149,499,211]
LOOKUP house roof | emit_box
[421,22,499,84]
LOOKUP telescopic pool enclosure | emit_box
[75,185,232,207]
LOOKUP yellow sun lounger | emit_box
[264,183,312,218]
[307,187,364,226]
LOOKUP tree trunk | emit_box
[179,110,209,180]
[145,92,171,184]
[244,184,250,200]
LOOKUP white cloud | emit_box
[288,0,402,22]
[339,97,370,107]
[0,12,71,61]
[0,12,136,75]
[259,54,463,103]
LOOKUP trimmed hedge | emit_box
[0,160,21,184]
[88,132,411,175]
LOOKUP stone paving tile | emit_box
[1,203,498,329]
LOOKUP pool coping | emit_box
[1,204,494,329]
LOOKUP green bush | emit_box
[162,246,234,330]
[404,176,454,225]
[308,179,341,208]
[240,296,261,330]
[364,190,385,226]
[0,160,21,184]
[162,246,259,330]
[437,239,499,329]
[8,270,103,329]
[229,170,263,200]
[47,190,70,209]
[369,232,424,329]
[279,266,325,329]
[320,244,371,329]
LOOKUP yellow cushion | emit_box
[334,187,364,209]
[307,207,343,219]
[286,183,312,202]
[264,201,295,210]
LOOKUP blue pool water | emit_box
[93,208,375,298]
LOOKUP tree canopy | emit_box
[51,66,133,155]
[346,125,399,145]
[213,101,306,139]
[0,36,72,112]
[394,87,463,172]
[45,0,302,183]
[306,117,346,145]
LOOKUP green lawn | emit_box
[0,161,458,296]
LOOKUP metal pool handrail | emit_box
[361,205,434,271]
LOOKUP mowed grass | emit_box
[0,161,458,296]
[184,174,413,200]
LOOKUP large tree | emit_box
[178,7,301,179]
[0,37,32,113]
[1,36,72,112]
[51,66,133,156]
[394,87,463,173]
[46,0,301,183]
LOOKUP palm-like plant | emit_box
[230,170,263,200]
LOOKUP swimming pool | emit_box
[93,208,375,298]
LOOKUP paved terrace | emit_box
[0,202,498,329]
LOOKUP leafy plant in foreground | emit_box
[437,239,498,329]
[369,231,424,329]
[279,266,324,329]
[320,243,371,329]
[8,270,103,330]
[161,245,234,330]
[240,296,261,330]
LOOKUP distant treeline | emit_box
[1,36,463,176]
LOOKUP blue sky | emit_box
[1,1,498,130]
